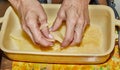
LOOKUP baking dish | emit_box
[0,4,120,64]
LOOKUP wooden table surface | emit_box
[0,55,12,70]
[0,1,11,70]
[0,0,119,70]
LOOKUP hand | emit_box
[51,0,90,47]
[8,0,53,47]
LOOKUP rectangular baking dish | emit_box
[0,4,120,64]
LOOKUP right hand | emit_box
[51,0,90,47]
[8,0,54,47]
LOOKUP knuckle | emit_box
[64,38,72,44]
[34,36,43,44]
[21,24,26,31]
[25,11,34,20]
[26,20,34,27]
[84,19,90,28]
[57,12,65,19]
[34,39,40,45]
[85,19,90,24]
[87,19,90,23]
[68,19,77,24]
[25,17,35,26]
[75,40,81,44]
[39,17,47,24]
[27,11,33,15]
[78,19,85,24]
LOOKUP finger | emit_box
[70,18,84,46]
[38,10,52,39]
[22,21,35,43]
[41,25,53,39]
[26,14,53,47]
[61,7,79,47]
[61,19,76,47]
[36,5,52,39]
[51,11,65,31]
[71,7,90,46]
[39,19,52,39]
[83,8,90,30]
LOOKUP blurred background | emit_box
[115,0,120,15]
[0,0,120,17]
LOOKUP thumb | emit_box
[51,16,63,31]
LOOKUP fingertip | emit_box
[70,40,82,46]
[49,34,54,39]
[61,43,66,47]
[49,42,54,47]
[70,42,75,46]
[52,17,63,31]
[42,42,54,47]
[61,40,70,48]
[49,27,52,31]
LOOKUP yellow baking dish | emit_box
[0,4,120,64]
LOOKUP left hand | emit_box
[51,0,90,47]
[8,0,54,47]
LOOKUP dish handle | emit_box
[115,19,120,55]
[0,17,3,34]
[0,17,3,23]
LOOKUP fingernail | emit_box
[50,43,54,46]
[49,34,53,39]
[49,27,52,31]
[61,43,65,48]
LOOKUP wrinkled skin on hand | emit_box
[51,0,90,47]
[9,0,54,47]
[8,0,90,48]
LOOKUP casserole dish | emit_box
[0,4,120,64]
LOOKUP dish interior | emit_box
[2,5,112,54]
